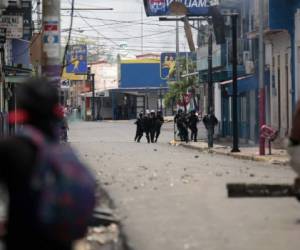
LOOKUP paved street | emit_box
[70,121,300,250]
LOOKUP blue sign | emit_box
[66,45,88,75]
[160,52,196,80]
[43,35,59,44]
[144,0,210,16]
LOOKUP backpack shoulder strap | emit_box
[18,126,47,148]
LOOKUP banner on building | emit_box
[62,45,88,81]
[3,0,32,40]
[0,15,23,39]
[143,0,210,16]
[160,52,196,80]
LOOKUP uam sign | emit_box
[0,15,23,39]
[144,0,210,16]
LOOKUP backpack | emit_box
[19,126,96,242]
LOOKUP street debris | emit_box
[87,224,119,245]
[215,172,223,177]
[227,183,299,198]
[138,165,148,170]
[73,181,129,250]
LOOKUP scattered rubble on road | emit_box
[74,181,130,250]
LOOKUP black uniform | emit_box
[188,111,199,142]
[134,114,144,142]
[154,111,164,143]
[174,111,189,143]
[149,112,157,143]
[142,115,151,143]
[203,114,219,143]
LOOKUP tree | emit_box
[164,55,198,112]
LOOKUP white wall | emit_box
[269,31,292,138]
[91,63,118,91]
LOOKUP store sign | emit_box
[144,0,210,16]
[3,0,32,40]
[160,52,196,80]
[0,15,23,39]
[62,45,88,81]
[66,45,88,74]
[43,18,60,58]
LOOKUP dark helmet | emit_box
[17,78,60,123]
[178,109,183,114]
[191,109,196,114]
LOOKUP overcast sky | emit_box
[60,0,195,58]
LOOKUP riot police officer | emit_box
[134,112,144,143]
[142,110,151,143]
[188,110,199,142]
[149,110,157,143]
[174,109,189,143]
[154,110,164,143]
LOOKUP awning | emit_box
[80,90,110,98]
[219,75,253,85]
[247,29,285,39]
[220,71,270,95]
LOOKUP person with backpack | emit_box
[0,78,96,250]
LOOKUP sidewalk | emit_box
[170,140,290,166]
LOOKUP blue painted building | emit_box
[110,58,169,120]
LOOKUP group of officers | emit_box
[174,109,200,143]
[174,109,219,143]
[134,108,219,144]
[134,110,164,143]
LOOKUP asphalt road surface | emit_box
[70,120,300,250]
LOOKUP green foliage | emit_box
[164,56,198,108]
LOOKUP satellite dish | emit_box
[169,2,187,16]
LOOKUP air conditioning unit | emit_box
[245,60,254,74]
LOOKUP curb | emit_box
[170,141,289,166]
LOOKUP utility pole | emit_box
[176,20,180,82]
[258,0,265,155]
[91,73,95,121]
[42,0,61,85]
[231,14,240,152]
[207,20,214,148]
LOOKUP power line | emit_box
[73,10,120,46]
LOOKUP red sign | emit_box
[44,24,58,31]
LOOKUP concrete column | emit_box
[295,10,300,102]
[42,0,61,84]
